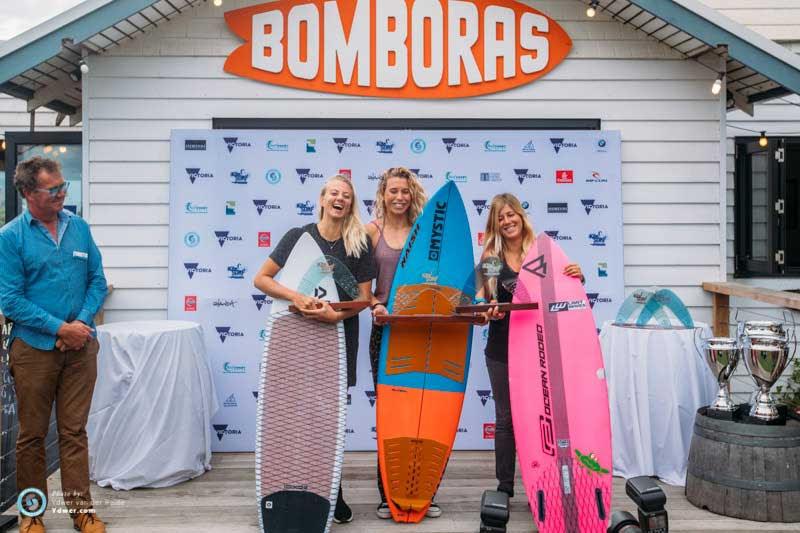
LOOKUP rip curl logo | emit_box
[550,138,577,154]
[296,168,324,184]
[333,137,360,153]
[442,137,469,153]
[223,137,251,153]
[514,169,541,184]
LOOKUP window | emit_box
[735,137,800,277]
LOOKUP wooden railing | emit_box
[702,281,800,336]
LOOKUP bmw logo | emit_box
[184,232,200,247]
[265,169,282,184]
[598,139,607,148]
[521,201,530,210]
[410,139,427,154]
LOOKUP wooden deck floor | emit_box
[8,451,800,532]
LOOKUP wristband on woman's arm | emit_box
[474,297,487,304]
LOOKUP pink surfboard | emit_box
[509,233,612,533]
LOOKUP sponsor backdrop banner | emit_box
[168,129,622,451]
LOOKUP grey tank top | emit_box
[372,222,403,304]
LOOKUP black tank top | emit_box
[484,260,518,363]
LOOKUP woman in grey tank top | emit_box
[365,167,439,519]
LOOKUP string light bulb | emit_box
[711,76,723,95]
[587,0,599,17]
[213,0,222,6]
[759,131,768,148]
[79,60,89,74]
[0,138,5,150]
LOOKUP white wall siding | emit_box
[84,0,724,325]
[699,0,800,41]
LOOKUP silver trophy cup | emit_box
[742,333,790,421]
[703,337,740,412]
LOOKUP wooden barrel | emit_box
[686,408,800,522]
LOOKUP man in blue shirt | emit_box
[0,157,107,533]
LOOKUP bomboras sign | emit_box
[224,0,571,98]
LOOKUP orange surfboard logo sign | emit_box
[224,0,572,99]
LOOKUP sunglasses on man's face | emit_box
[34,181,70,198]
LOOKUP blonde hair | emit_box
[318,175,369,258]
[482,193,535,262]
[373,167,427,224]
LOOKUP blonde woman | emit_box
[364,167,441,518]
[478,194,583,498]
[254,174,375,523]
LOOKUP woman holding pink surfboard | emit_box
[366,167,448,520]
[477,193,583,498]
[254,174,375,524]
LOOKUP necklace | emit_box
[322,236,340,252]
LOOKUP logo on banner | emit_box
[589,231,607,246]
[252,294,272,310]
[252,391,259,399]
[216,328,245,344]
[184,232,200,247]
[224,394,238,407]
[586,293,612,308]
[333,138,360,153]
[225,201,237,215]
[514,169,541,184]
[185,202,208,214]
[367,171,381,181]
[338,168,352,179]
[306,138,317,152]
[213,299,238,308]
[215,231,243,247]
[596,138,608,152]
[547,203,568,214]
[222,1,572,98]
[296,201,316,216]
[473,200,489,215]
[296,168,325,184]
[477,232,485,246]
[223,137,251,153]
[522,140,536,153]
[480,172,501,182]
[365,390,376,407]
[556,170,573,184]
[230,169,250,184]
[521,200,531,213]
[598,262,608,277]
[410,139,427,154]
[258,329,268,341]
[586,171,608,183]
[266,140,289,151]
[476,390,493,406]
[258,232,271,248]
[544,230,572,241]
[427,202,447,261]
[483,423,496,439]
[442,138,469,153]
[550,138,577,154]
[484,141,507,153]
[184,262,212,279]
[213,424,242,442]
[184,295,198,312]
[548,300,587,313]
[363,200,375,216]
[409,168,433,180]
[265,169,282,184]
[445,171,467,183]
[253,199,281,215]
[185,168,213,184]
[376,139,394,154]
[223,362,246,373]
[581,199,609,215]
[227,264,247,279]
[185,139,206,151]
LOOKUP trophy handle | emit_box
[783,309,798,361]
[693,326,710,361]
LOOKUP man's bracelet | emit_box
[371,302,385,310]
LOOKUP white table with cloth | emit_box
[87,320,218,490]
[600,321,717,486]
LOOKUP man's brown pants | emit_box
[10,338,98,515]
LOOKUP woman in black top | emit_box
[477,193,583,498]
[253,174,375,523]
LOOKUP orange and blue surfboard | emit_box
[376,181,475,523]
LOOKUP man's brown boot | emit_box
[19,516,46,533]
[72,513,106,533]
